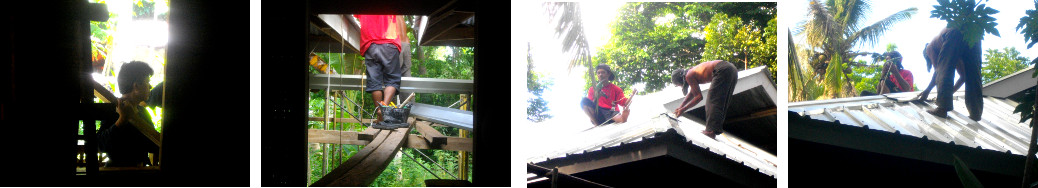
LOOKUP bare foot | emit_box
[927,109,948,118]
[702,130,718,140]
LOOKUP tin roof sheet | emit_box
[789,92,1032,155]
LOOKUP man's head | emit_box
[672,68,689,94]
[118,61,154,101]
[885,51,903,69]
[595,64,615,82]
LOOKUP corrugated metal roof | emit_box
[527,114,778,177]
[789,91,1033,155]
[526,66,778,178]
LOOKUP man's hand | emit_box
[915,91,930,101]
[673,107,684,117]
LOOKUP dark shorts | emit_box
[705,61,738,133]
[581,98,618,125]
[364,43,403,93]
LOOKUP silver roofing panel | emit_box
[790,93,1033,155]
[527,114,778,178]
[410,103,473,131]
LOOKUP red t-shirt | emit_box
[889,70,914,91]
[354,15,403,55]
[586,82,629,110]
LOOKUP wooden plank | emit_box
[359,127,380,140]
[440,137,472,152]
[312,132,472,152]
[90,79,116,103]
[307,117,376,124]
[414,121,447,145]
[308,129,370,145]
[313,118,416,186]
[334,119,414,186]
[312,128,388,186]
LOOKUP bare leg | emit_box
[581,103,599,125]
[611,107,630,123]
[382,86,397,106]
[372,90,383,121]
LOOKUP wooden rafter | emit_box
[307,128,472,152]
[724,108,777,125]
[308,117,377,124]
[414,121,447,145]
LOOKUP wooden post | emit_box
[459,94,469,180]
[323,89,330,176]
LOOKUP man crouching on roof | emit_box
[672,60,738,140]
[580,64,633,126]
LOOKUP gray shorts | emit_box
[364,43,402,93]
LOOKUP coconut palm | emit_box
[794,0,917,98]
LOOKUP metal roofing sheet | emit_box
[526,66,778,179]
[527,113,778,178]
[790,92,1033,155]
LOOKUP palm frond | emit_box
[800,0,842,49]
[849,7,918,48]
[543,2,592,73]
[824,53,845,97]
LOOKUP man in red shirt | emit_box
[878,51,914,94]
[580,64,633,126]
[355,15,407,129]
[671,60,738,139]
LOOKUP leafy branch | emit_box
[930,0,1000,48]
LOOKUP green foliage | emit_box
[1015,1,1038,126]
[797,0,917,98]
[1017,88,1036,124]
[981,47,1031,84]
[952,155,985,188]
[527,43,553,122]
[1019,1,1038,49]
[931,0,1000,48]
[594,2,776,93]
[702,14,777,83]
[824,54,845,97]
[850,60,882,94]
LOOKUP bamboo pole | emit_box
[459,94,469,180]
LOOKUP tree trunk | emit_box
[1025,86,1038,188]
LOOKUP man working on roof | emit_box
[671,60,738,139]
[580,64,634,126]
[877,51,914,94]
[355,14,408,130]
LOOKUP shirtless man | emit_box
[671,60,738,139]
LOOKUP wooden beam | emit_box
[308,129,370,145]
[724,108,777,125]
[420,12,473,46]
[308,129,472,152]
[403,134,472,152]
[313,118,416,186]
[360,127,380,140]
[308,117,376,124]
[90,79,115,103]
[414,121,447,145]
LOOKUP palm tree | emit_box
[543,2,594,82]
[795,0,916,98]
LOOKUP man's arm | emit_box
[675,80,703,115]
[916,73,938,100]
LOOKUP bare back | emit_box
[686,60,723,84]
